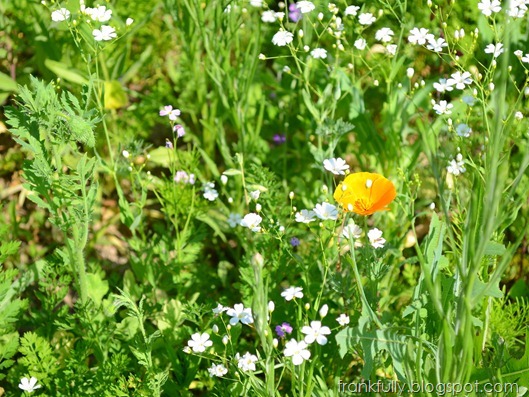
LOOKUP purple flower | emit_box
[289,3,302,22]
[275,322,293,338]
[174,124,185,138]
[290,237,300,247]
[165,139,174,149]
[273,134,286,145]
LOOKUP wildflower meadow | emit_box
[1,0,529,396]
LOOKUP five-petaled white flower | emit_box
[368,228,386,249]
[456,123,472,137]
[296,1,316,13]
[408,27,434,45]
[477,0,502,16]
[212,303,228,315]
[208,363,228,377]
[236,352,259,372]
[375,28,394,43]
[301,321,332,345]
[447,154,466,175]
[240,213,263,232]
[272,30,294,46]
[433,78,453,93]
[187,332,213,353]
[281,286,304,301]
[358,12,376,25]
[386,44,397,56]
[336,314,350,326]
[522,54,529,63]
[92,25,117,41]
[484,43,504,58]
[426,37,447,52]
[227,213,242,228]
[87,5,112,22]
[313,202,338,220]
[295,209,316,223]
[310,48,327,59]
[323,157,349,175]
[447,71,473,89]
[226,303,254,325]
[51,8,71,22]
[203,182,219,201]
[159,105,181,120]
[342,221,362,240]
[344,5,360,16]
[284,339,311,365]
[433,100,453,115]
[261,10,277,23]
[19,377,41,392]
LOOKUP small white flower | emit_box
[240,213,263,232]
[375,27,394,43]
[228,213,242,228]
[477,0,501,16]
[358,12,375,25]
[456,123,472,137]
[408,27,434,45]
[51,8,71,22]
[208,363,228,377]
[295,209,316,224]
[433,100,453,115]
[426,37,447,52]
[433,78,453,93]
[313,202,338,221]
[89,5,112,22]
[284,339,311,365]
[342,221,362,240]
[301,321,331,345]
[272,30,294,46]
[296,1,316,13]
[354,38,367,50]
[122,149,130,158]
[236,352,258,372]
[386,44,397,56]
[344,5,360,16]
[462,95,476,106]
[126,18,134,26]
[250,0,264,7]
[187,332,213,353]
[250,190,261,201]
[515,111,524,120]
[261,10,277,23]
[226,303,254,326]
[203,182,219,201]
[406,68,414,78]
[92,25,117,41]
[521,54,529,64]
[447,71,473,90]
[281,286,303,301]
[484,43,504,58]
[310,48,327,59]
[447,154,466,176]
[514,50,524,59]
[336,314,350,326]
[19,377,41,392]
[159,105,181,120]
[368,228,386,249]
[268,300,275,312]
[323,157,349,175]
[319,304,328,318]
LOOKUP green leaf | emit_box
[44,59,89,85]
[0,71,18,92]
[86,272,109,306]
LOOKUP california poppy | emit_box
[333,172,396,216]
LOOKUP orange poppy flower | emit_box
[333,172,396,216]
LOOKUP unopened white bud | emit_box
[319,304,329,318]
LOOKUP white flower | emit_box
[319,304,328,318]
[477,0,501,16]
[310,48,327,59]
[296,1,316,13]
[213,304,228,315]
[358,12,375,25]
[386,44,397,56]
[89,5,112,22]
[484,43,504,58]
[19,377,41,392]
[92,25,117,41]
[462,95,476,106]
[272,30,294,46]
[126,18,134,26]
[323,157,349,175]
[122,149,130,158]
[433,100,453,115]
[226,303,254,326]
[354,38,367,50]
[250,190,261,201]
[250,0,264,7]
[227,213,242,228]
[336,314,350,326]
[313,202,338,220]
[295,209,316,223]
[426,37,447,52]
[515,111,524,120]
[368,228,386,249]
[281,286,303,301]
[456,123,472,137]
[301,321,331,345]
[240,213,263,232]
[433,78,453,93]
[344,5,360,16]
[187,332,213,353]
[447,71,473,89]
[406,68,414,78]
[521,54,529,63]
[408,27,434,45]
[284,339,311,365]
[375,27,394,43]
[342,221,362,240]
[236,352,258,372]
[203,182,219,201]
[261,10,277,23]
[208,363,228,377]
[51,8,70,22]
[447,153,466,175]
